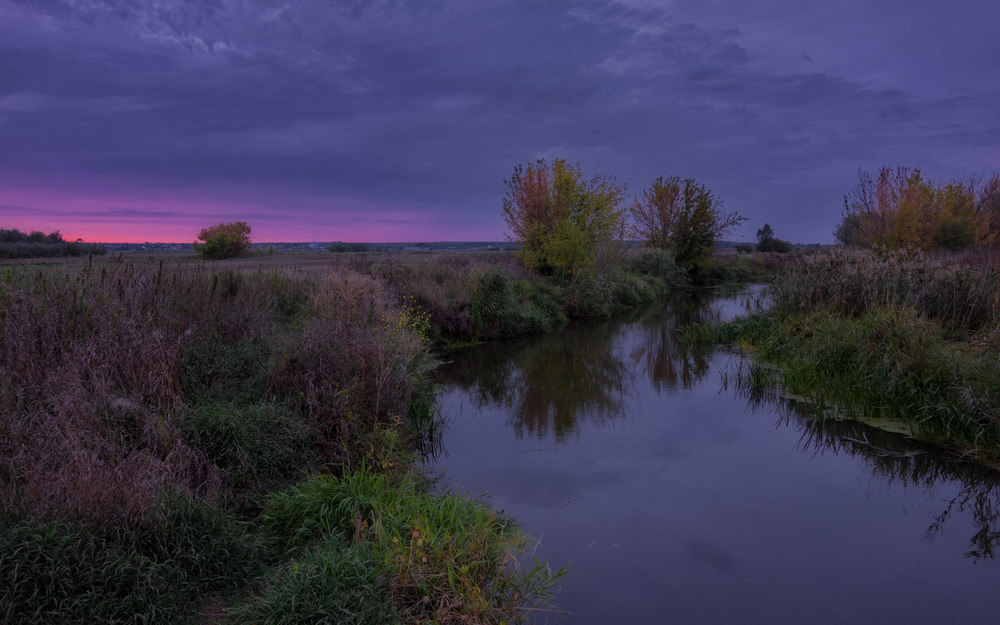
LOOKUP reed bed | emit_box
[768,247,1000,338]
[686,248,1000,465]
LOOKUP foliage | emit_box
[0,227,106,258]
[837,166,1000,250]
[255,468,564,624]
[0,253,576,623]
[755,223,792,253]
[690,248,1000,465]
[194,221,253,259]
[502,159,627,278]
[629,176,746,277]
[0,494,260,625]
[767,248,1000,336]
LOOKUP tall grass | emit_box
[0,254,560,623]
[768,247,1000,337]
[689,248,1000,465]
[246,468,564,624]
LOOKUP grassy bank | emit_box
[1,243,771,622]
[0,256,563,624]
[685,248,1000,465]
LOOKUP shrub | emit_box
[193,221,252,259]
[755,223,792,253]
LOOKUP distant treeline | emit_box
[0,228,107,259]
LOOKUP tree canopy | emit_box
[193,222,253,259]
[837,166,1000,251]
[502,159,627,278]
[629,176,745,274]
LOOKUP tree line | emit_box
[836,166,1000,251]
[502,159,748,280]
[0,228,107,259]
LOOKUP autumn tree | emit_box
[837,166,999,251]
[502,159,627,277]
[193,221,252,259]
[630,176,745,274]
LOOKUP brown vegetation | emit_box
[0,257,429,528]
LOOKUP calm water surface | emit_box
[429,289,1000,625]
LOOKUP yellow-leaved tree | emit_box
[502,159,626,278]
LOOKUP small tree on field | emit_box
[755,223,792,253]
[630,176,745,275]
[502,159,627,278]
[193,222,252,259]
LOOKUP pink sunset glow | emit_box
[1,185,506,244]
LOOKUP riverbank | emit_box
[685,248,1000,466]
[0,255,570,624]
[6,244,754,624]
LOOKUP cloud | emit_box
[1,0,997,242]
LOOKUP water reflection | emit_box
[439,292,734,440]
[736,377,1000,561]
[439,322,628,440]
[434,287,1000,624]
[629,293,721,391]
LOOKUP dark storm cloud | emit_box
[1,0,997,241]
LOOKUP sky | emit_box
[1,0,998,244]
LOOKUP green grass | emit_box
[248,467,564,624]
[689,294,1000,465]
[228,540,401,625]
[0,493,261,625]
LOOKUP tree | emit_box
[836,165,994,251]
[502,159,627,278]
[630,176,745,274]
[193,222,252,259]
[755,223,792,253]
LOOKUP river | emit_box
[428,287,1000,624]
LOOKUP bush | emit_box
[755,223,792,253]
[194,221,252,259]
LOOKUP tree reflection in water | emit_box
[438,291,736,441]
[438,321,628,441]
[734,376,1000,561]
[630,292,719,391]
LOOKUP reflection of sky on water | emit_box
[431,287,1000,625]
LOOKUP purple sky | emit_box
[2,0,998,243]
